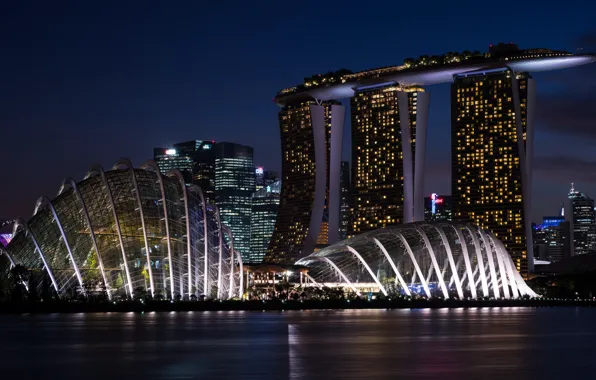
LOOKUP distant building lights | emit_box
[165,149,176,155]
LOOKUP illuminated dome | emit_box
[0,159,243,300]
[296,222,536,299]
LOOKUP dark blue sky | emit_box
[2,1,596,222]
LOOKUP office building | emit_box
[424,194,452,222]
[214,142,255,263]
[339,161,351,240]
[153,140,216,204]
[568,184,596,255]
[533,216,571,263]
[266,100,345,263]
[451,69,535,276]
[250,180,281,263]
[351,85,429,237]
[255,167,279,191]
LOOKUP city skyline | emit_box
[2,2,596,225]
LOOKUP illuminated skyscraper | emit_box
[451,68,535,276]
[350,85,429,236]
[424,194,452,222]
[250,180,281,263]
[568,184,596,256]
[339,161,351,240]
[214,142,255,263]
[153,140,216,204]
[533,216,571,262]
[255,167,279,191]
[266,100,345,263]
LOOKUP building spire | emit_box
[570,182,575,193]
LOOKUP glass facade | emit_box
[297,221,537,299]
[0,163,240,299]
[451,69,531,275]
[350,86,423,235]
[214,142,255,264]
[533,216,571,262]
[568,186,596,256]
[250,180,281,264]
[255,168,279,191]
[154,140,216,204]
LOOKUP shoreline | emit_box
[0,298,595,314]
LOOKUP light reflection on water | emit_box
[1,308,595,379]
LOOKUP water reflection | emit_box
[0,308,595,379]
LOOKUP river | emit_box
[1,307,594,379]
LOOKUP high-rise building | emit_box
[255,167,279,191]
[250,180,281,263]
[568,184,596,256]
[424,194,452,222]
[533,216,571,263]
[451,68,535,276]
[266,100,345,263]
[339,161,351,240]
[350,85,429,236]
[153,140,216,204]
[214,142,255,263]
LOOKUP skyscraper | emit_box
[568,184,596,256]
[339,161,351,241]
[533,216,571,263]
[153,140,216,204]
[214,142,255,263]
[424,194,452,222]
[451,69,535,276]
[255,167,279,191]
[350,85,429,236]
[266,100,345,263]
[250,180,281,263]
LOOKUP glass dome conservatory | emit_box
[0,159,243,300]
[296,222,536,299]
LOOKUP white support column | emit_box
[0,246,16,268]
[167,170,194,298]
[223,226,235,299]
[317,256,360,295]
[346,245,387,296]
[488,234,510,299]
[395,232,431,298]
[328,104,345,245]
[510,73,536,274]
[495,238,520,299]
[415,227,449,299]
[397,92,414,224]
[141,161,175,299]
[428,224,464,299]
[86,165,134,297]
[212,205,224,299]
[479,231,500,298]
[413,92,430,222]
[236,250,244,298]
[465,226,489,297]
[60,178,111,300]
[371,237,411,296]
[14,218,59,293]
[450,225,477,298]
[113,159,154,298]
[34,196,85,293]
[187,185,209,296]
[303,104,329,255]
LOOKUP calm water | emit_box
[1,308,595,379]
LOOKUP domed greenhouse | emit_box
[0,159,243,300]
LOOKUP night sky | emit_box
[2,1,596,223]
